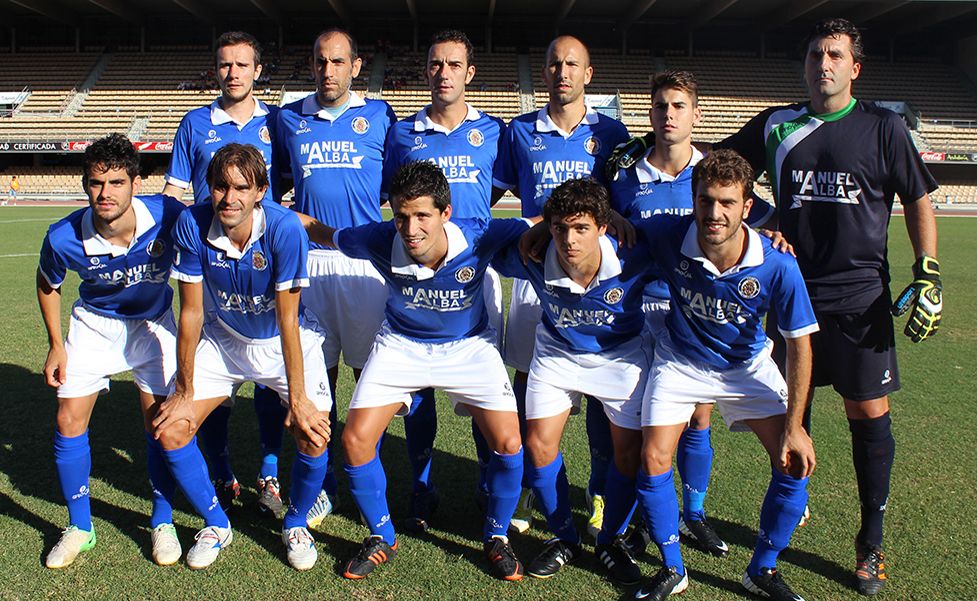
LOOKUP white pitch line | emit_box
[0,253,37,258]
[0,218,59,224]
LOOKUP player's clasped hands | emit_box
[285,395,331,448]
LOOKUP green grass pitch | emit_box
[0,206,974,600]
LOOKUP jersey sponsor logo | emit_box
[216,289,276,315]
[351,116,370,134]
[603,287,624,304]
[678,287,746,325]
[584,136,600,155]
[96,262,169,286]
[531,160,593,199]
[455,266,475,283]
[737,276,760,299]
[467,128,484,147]
[547,302,616,328]
[299,140,364,177]
[211,251,231,269]
[252,250,267,271]
[147,239,165,258]
[639,207,692,219]
[427,155,480,184]
[530,135,547,152]
[402,286,473,312]
[789,170,862,208]
[259,126,271,145]
[636,183,653,197]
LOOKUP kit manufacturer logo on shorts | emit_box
[455,266,475,283]
[252,250,267,271]
[881,369,892,385]
[147,239,165,258]
[467,128,484,147]
[351,116,370,134]
[737,276,761,299]
[603,287,624,304]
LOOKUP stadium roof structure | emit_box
[3,0,977,40]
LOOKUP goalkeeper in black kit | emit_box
[607,17,941,600]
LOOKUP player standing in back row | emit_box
[492,34,629,534]
[715,17,941,596]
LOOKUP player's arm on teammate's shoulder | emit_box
[36,269,66,388]
[294,211,338,248]
[892,192,941,342]
[781,333,816,479]
[153,280,205,439]
[276,287,330,448]
[161,182,188,204]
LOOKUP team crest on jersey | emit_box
[351,117,370,134]
[603,287,624,304]
[455,266,475,283]
[252,250,267,271]
[467,129,484,147]
[584,136,601,155]
[737,276,761,299]
[147,239,165,258]
[259,126,271,144]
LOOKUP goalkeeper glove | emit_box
[891,255,942,342]
[604,132,655,182]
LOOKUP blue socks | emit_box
[484,449,524,540]
[595,462,637,546]
[677,426,713,521]
[403,388,437,493]
[346,455,396,545]
[849,413,894,548]
[323,402,339,496]
[198,404,234,482]
[253,385,287,480]
[283,451,330,529]
[54,431,92,531]
[637,468,684,575]
[162,438,229,528]
[145,432,176,528]
[586,397,612,498]
[748,468,808,576]
[528,453,579,544]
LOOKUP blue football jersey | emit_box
[335,217,529,342]
[276,92,396,241]
[493,107,629,217]
[636,215,819,369]
[493,235,654,353]
[38,194,184,320]
[383,104,505,220]
[171,200,310,341]
[165,99,278,204]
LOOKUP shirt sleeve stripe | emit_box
[38,268,63,289]
[170,270,203,283]
[165,175,190,188]
[778,322,820,339]
[276,277,309,291]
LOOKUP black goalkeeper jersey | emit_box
[717,99,937,313]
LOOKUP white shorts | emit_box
[190,313,333,412]
[58,302,177,398]
[642,336,788,432]
[304,249,387,370]
[350,323,515,417]
[484,266,504,351]
[503,278,542,372]
[525,327,651,431]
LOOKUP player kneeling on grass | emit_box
[153,143,333,571]
[37,133,186,569]
[492,177,651,585]
[300,160,529,581]
[630,150,817,601]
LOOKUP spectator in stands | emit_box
[5,175,19,205]
[161,30,290,524]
